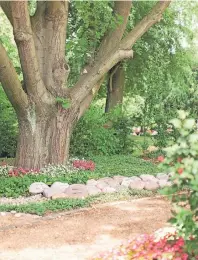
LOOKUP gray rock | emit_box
[11,210,16,214]
[102,187,116,193]
[129,180,145,190]
[87,185,101,196]
[43,187,65,198]
[140,174,158,182]
[98,177,113,183]
[96,181,109,190]
[121,176,141,187]
[156,173,169,181]
[158,180,169,188]
[105,179,120,189]
[121,177,131,187]
[51,182,69,192]
[86,179,97,186]
[113,175,125,184]
[64,184,88,198]
[29,182,49,195]
[130,176,142,181]
[144,180,159,190]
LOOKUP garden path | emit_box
[0,197,171,260]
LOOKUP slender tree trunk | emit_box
[15,106,78,169]
[105,62,125,112]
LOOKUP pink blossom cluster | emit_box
[93,233,195,260]
[73,160,95,171]
[8,167,40,177]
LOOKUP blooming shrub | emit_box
[73,160,95,171]
[93,233,189,260]
[161,110,198,256]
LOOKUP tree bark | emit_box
[15,106,78,169]
[105,62,125,112]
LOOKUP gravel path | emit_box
[0,197,171,260]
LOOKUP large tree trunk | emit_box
[15,106,77,169]
[105,62,125,112]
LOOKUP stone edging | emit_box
[29,173,172,199]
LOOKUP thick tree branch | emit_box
[70,49,133,104]
[10,1,47,102]
[0,2,13,26]
[120,1,172,49]
[0,43,28,113]
[31,1,69,94]
[97,1,132,60]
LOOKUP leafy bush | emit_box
[93,233,189,260]
[0,88,18,157]
[70,105,135,157]
[161,111,198,257]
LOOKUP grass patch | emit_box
[0,189,156,215]
[0,155,159,198]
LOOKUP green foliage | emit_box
[0,88,17,157]
[0,188,155,216]
[67,1,115,86]
[161,111,198,256]
[70,105,135,156]
[0,155,158,198]
[56,97,71,109]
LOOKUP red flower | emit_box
[177,168,184,175]
[157,156,164,162]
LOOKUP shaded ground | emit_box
[0,197,171,260]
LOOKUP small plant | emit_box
[73,160,95,171]
[161,110,198,257]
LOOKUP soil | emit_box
[0,197,171,260]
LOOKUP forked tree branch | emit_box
[0,43,28,113]
[70,49,133,104]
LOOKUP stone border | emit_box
[29,173,172,199]
[0,173,172,206]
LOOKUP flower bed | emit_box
[93,233,192,260]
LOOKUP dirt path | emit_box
[0,197,171,260]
